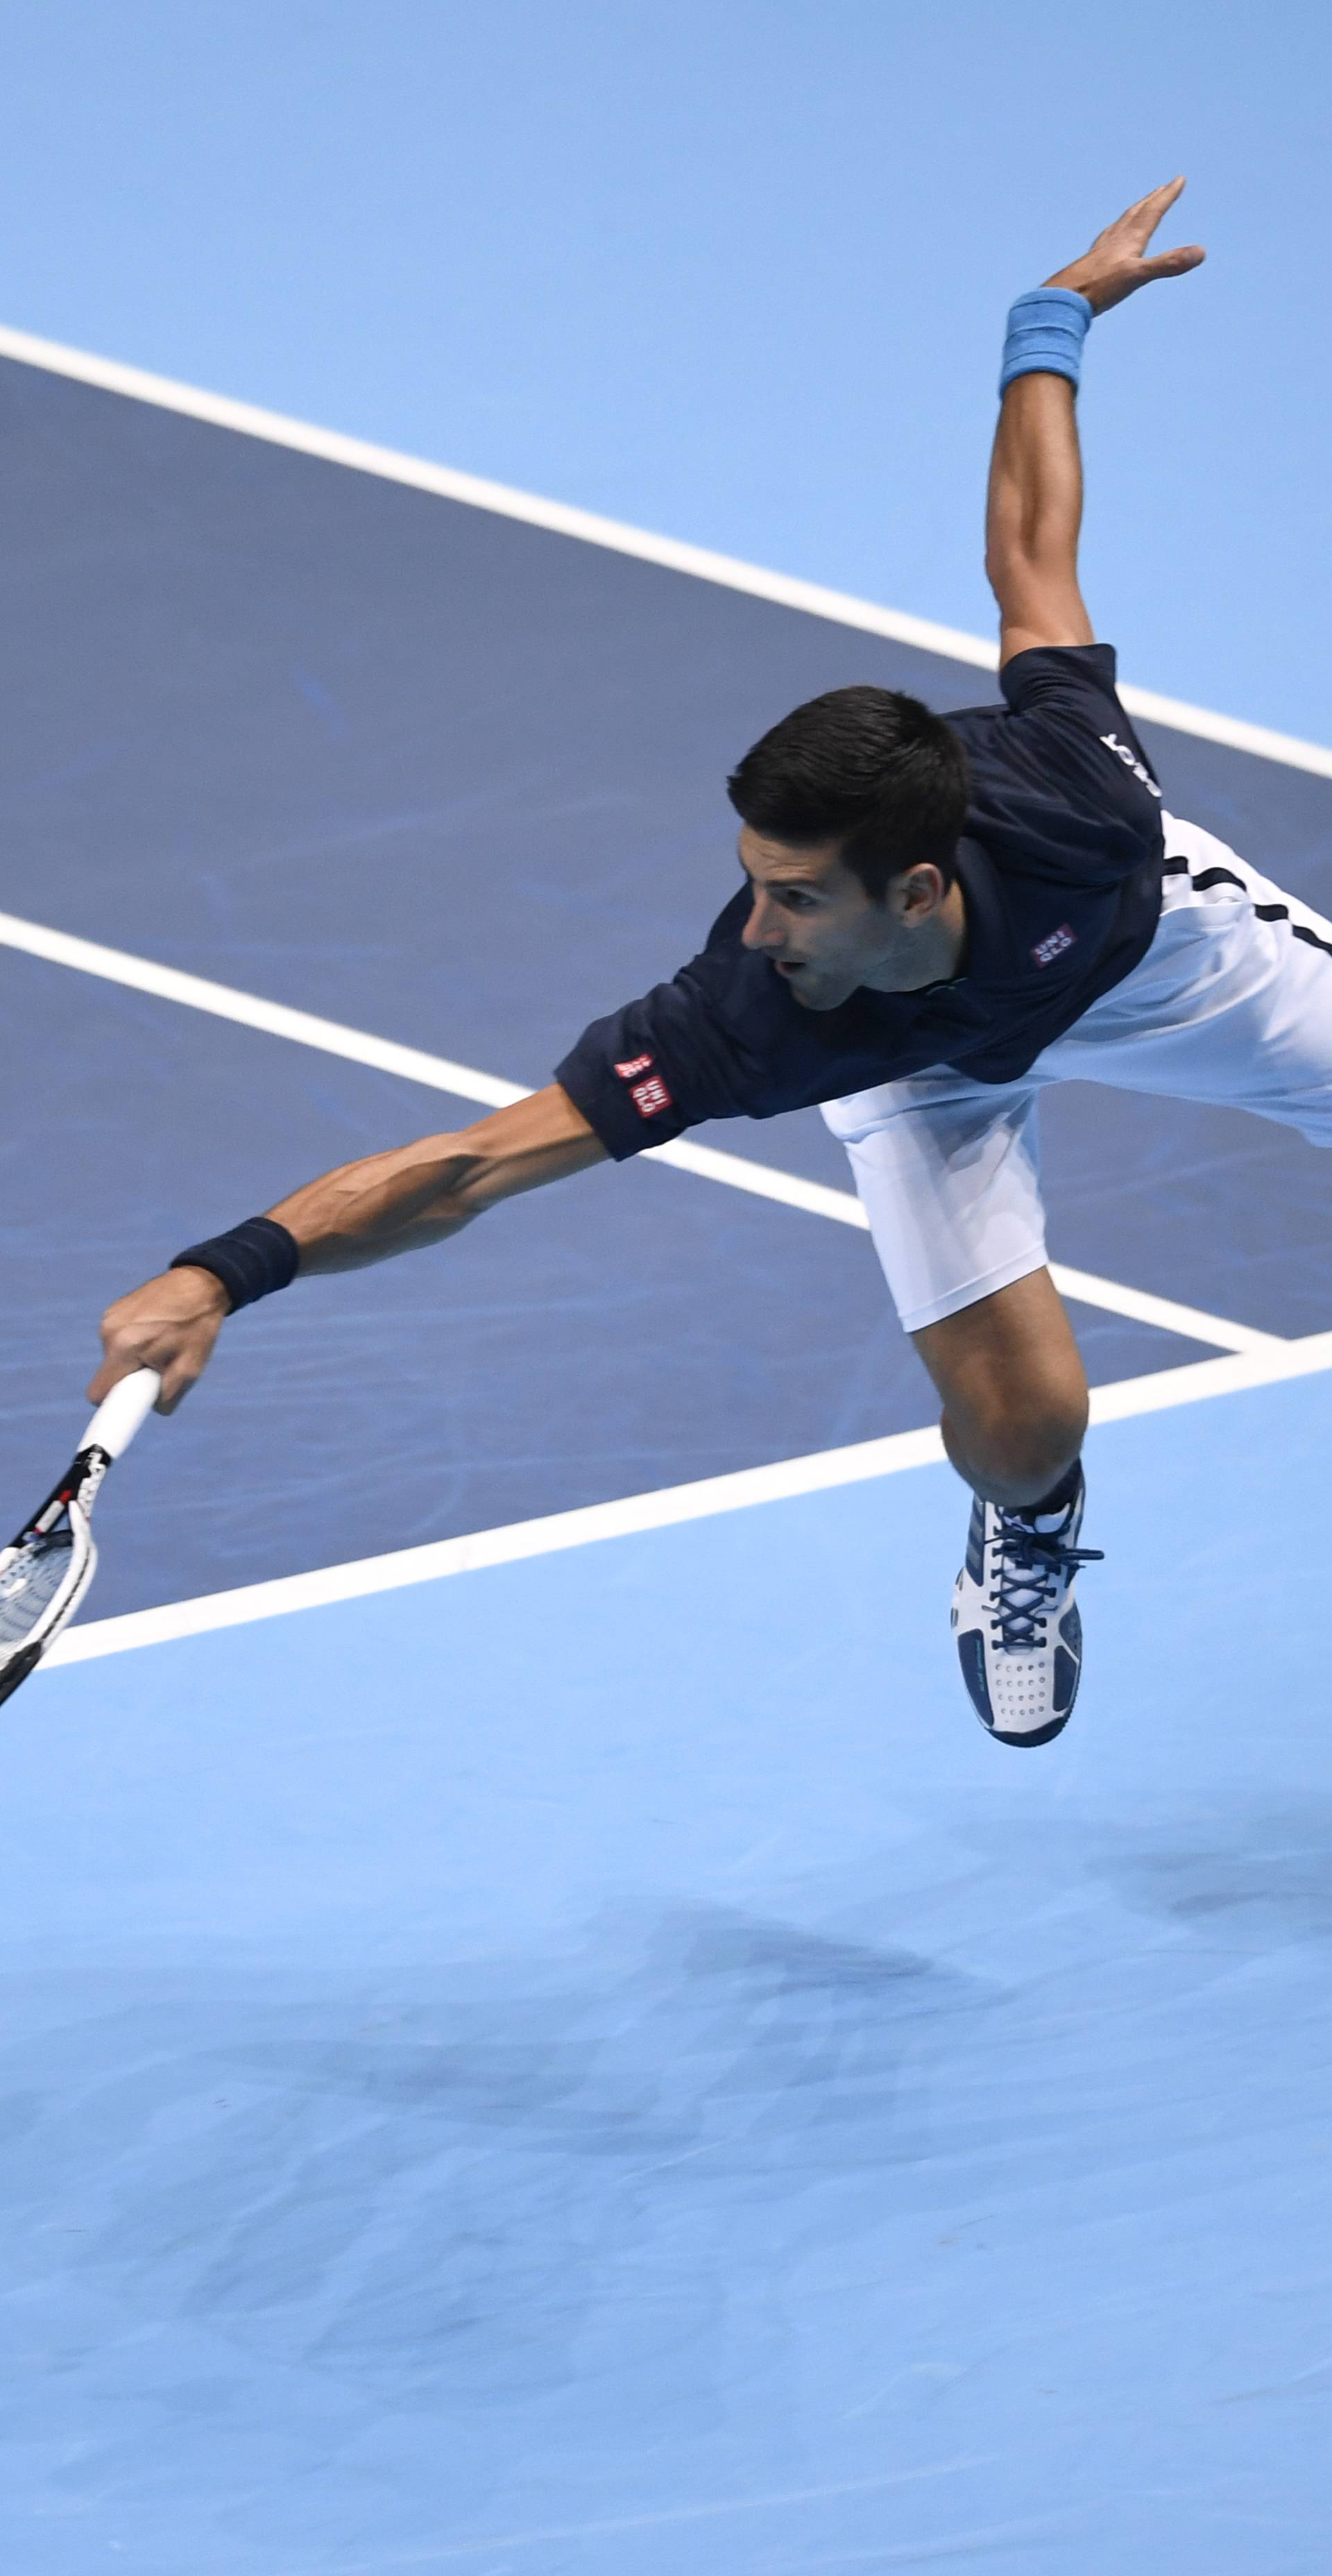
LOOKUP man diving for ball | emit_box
[94,180,1332,1746]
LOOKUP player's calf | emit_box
[937,1396,1086,1510]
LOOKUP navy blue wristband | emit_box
[170,1216,300,1312]
[999,287,1093,397]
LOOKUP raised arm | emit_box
[91,1083,606,1413]
[986,178,1204,668]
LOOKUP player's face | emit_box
[737,828,955,1010]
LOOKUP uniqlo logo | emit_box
[630,1074,673,1119]
[614,1053,654,1078]
[1032,923,1075,968]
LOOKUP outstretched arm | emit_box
[986,178,1204,668]
[91,1083,606,1413]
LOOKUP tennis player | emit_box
[94,180,1328,1747]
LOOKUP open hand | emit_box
[1046,177,1204,315]
[89,1266,230,1415]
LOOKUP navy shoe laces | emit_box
[990,1509,1104,1652]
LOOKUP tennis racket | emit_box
[0,1368,160,1706]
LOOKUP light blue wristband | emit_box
[998,287,1093,397]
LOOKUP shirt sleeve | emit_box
[555,933,758,1162]
[996,642,1165,842]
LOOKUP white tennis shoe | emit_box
[950,1471,1102,1747]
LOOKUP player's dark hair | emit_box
[726,685,968,899]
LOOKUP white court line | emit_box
[1043,1264,1281,1355]
[1,321,1331,781]
[44,1328,1332,1671]
[0,905,1274,1355]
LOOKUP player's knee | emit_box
[948,1389,1087,1507]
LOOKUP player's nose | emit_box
[742,892,783,952]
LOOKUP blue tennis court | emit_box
[3,345,1332,2570]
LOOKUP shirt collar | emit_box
[947,837,1007,985]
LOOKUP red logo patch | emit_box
[1032,923,1075,968]
[630,1075,673,1119]
[614,1053,654,1079]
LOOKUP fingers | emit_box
[1143,244,1206,278]
[86,1355,135,1406]
[89,1269,229,1416]
[1125,175,1187,248]
[1095,176,1186,257]
[89,1341,203,1414]
[1055,177,1202,312]
[151,1364,202,1418]
[1128,175,1186,223]
[89,1340,185,1412]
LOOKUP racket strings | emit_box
[0,1526,77,1645]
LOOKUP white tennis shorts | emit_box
[822,816,1332,1333]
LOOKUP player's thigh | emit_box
[821,1068,1047,1333]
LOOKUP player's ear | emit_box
[894,863,947,920]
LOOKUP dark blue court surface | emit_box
[2,348,1331,2572]
[3,354,1332,1611]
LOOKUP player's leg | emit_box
[927,810,1332,1739]
[822,1071,1099,1747]
[912,1265,1088,1508]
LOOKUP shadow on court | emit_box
[2,1373,1331,2571]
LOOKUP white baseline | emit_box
[45,1329,1332,1671]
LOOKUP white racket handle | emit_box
[78,1368,161,1459]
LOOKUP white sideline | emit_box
[1,321,1331,783]
[0,905,1274,1357]
[44,1327,1332,1671]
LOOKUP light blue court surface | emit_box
[5,122,1332,2570]
[6,1,1332,740]
[6,1373,1332,2573]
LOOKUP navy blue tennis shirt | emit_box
[555,643,1166,1157]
